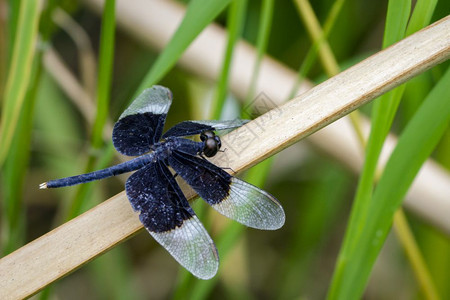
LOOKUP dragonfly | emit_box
[40,85,285,279]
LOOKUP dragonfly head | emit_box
[200,131,221,157]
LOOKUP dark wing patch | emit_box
[126,162,191,232]
[113,86,172,156]
[169,150,231,205]
[112,112,167,157]
[125,161,219,279]
[168,151,285,230]
[163,119,248,138]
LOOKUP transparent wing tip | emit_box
[147,217,220,280]
[39,182,48,189]
[268,206,286,230]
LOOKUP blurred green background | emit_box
[1,0,449,299]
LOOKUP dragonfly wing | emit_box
[163,119,248,138]
[168,151,285,230]
[113,86,172,156]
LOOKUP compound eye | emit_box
[214,136,222,149]
[200,131,214,142]
[200,132,207,142]
[203,138,218,157]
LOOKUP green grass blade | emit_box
[1,0,20,94]
[0,0,40,167]
[1,0,59,256]
[393,210,439,299]
[406,0,438,36]
[66,0,116,220]
[382,0,412,48]
[5,0,21,64]
[422,227,450,299]
[212,0,247,119]
[348,0,412,241]
[329,2,441,297]
[243,0,274,108]
[289,0,345,98]
[1,56,41,255]
[328,0,412,298]
[336,65,450,299]
[135,0,232,95]
[91,0,116,149]
[332,1,439,297]
[294,0,340,77]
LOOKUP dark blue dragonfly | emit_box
[40,85,285,279]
